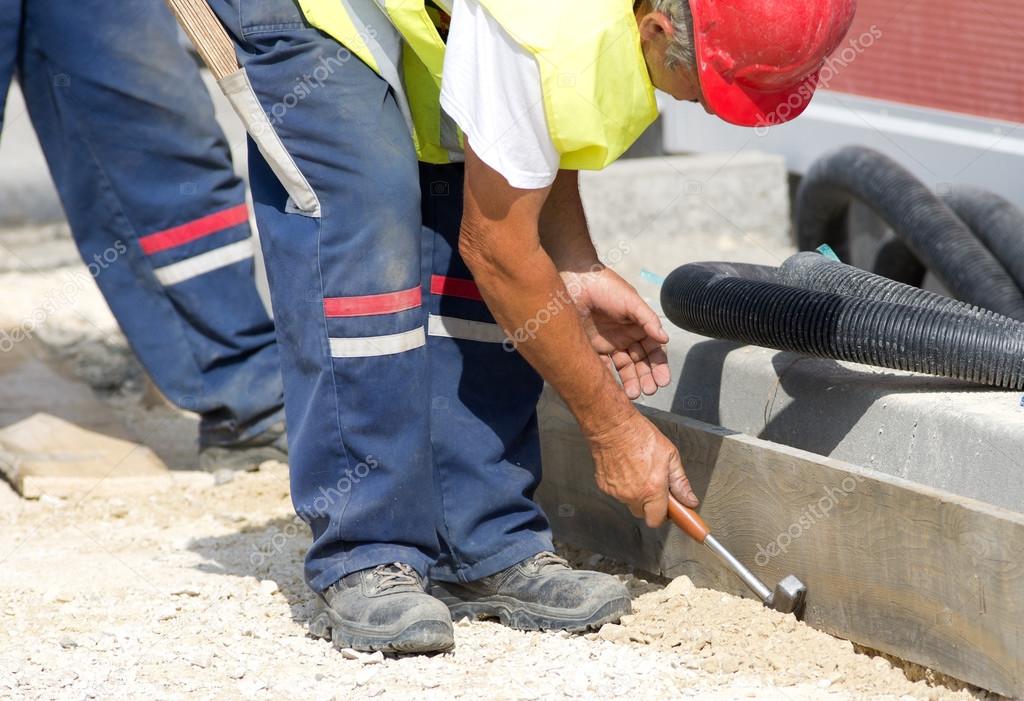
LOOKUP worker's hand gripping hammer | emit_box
[667,496,807,616]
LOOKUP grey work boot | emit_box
[309,563,454,654]
[430,552,631,632]
[198,421,288,472]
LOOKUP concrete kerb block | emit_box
[578,154,1023,512]
[636,323,1024,513]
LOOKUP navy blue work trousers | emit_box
[208,0,553,590]
[0,0,284,445]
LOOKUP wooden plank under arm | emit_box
[165,0,238,80]
[536,392,1024,697]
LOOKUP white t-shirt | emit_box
[439,0,561,190]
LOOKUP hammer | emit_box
[668,496,807,615]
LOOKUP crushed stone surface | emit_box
[0,466,995,701]
[0,248,1003,700]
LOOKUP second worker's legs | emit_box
[18,0,284,450]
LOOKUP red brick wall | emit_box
[824,0,1024,123]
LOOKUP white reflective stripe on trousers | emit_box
[153,239,254,286]
[328,327,427,358]
[427,314,506,344]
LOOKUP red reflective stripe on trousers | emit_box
[430,275,483,302]
[323,286,423,317]
[139,203,249,255]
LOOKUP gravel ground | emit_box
[0,238,1003,700]
[0,462,995,701]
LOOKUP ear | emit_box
[638,10,676,42]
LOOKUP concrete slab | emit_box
[579,157,1024,514]
[0,338,181,498]
[0,339,133,439]
[580,151,793,276]
[0,413,169,499]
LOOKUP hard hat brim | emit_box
[696,57,819,128]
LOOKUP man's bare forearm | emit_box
[467,232,633,435]
[459,146,636,437]
[538,171,599,274]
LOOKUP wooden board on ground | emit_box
[0,413,170,499]
[536,392,1024,697]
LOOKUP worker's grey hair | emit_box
[647,0,697,72]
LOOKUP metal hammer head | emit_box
[766,575,807,616]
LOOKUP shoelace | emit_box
[371,562,420,592]
[529,551,570,572]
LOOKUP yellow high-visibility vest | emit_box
[296,0,658,170]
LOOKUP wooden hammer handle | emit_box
[667,495,711,543]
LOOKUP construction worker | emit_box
[203,0,854,653]
[0,0,285,469]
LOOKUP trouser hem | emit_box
[428,531,553,584]
[308,545,436,594]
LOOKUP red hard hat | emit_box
[689,0,857,127]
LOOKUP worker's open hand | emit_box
[562,267,671,399]
[589,411,699,527]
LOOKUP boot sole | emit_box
[308,607,455,655]
[431,587,632,633]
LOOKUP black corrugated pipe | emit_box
[660,256,1024,390]
[794,145,1024,320]
[939,187,1024,294]
[777,252,998,320]
[868,238,927,290]
[863,187,1024,299]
